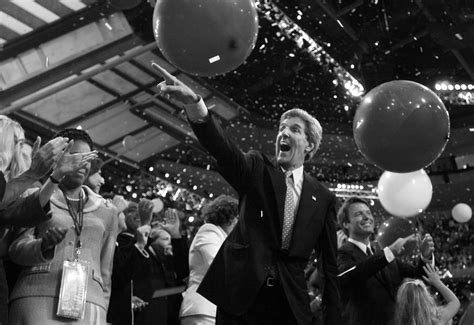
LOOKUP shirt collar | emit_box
[282,165,304,184]
[348,237,371,254]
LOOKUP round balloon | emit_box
[377,170,432,217]
[353,80,450,173]
[452,203,472,223]
[153,0,259,76]
[152,198,164,213]
[122,135,137,151]
[376,216,418,256]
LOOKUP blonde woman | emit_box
[393,264,460,325]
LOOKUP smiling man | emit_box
[337,197,435,325]
[151,62,341,325]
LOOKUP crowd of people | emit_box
[0,64,465,325]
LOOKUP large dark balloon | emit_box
[353,80,450,173]
[376,216,418,256]
[152,0,259,77]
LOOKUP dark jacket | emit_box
[192,114,341,325]
[338,241,426,325]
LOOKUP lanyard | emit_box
[62,188,84,260]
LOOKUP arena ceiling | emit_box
[0,0,474,212]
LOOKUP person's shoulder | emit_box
[338,241,356,253]
[194,223,224,242]
[306,174,335,198]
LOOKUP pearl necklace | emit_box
[64,189,85,202]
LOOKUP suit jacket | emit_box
[9,186,118,312]
[180,223,228,318]
[191,114,341,325]
[337,242,426,325]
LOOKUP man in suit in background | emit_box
[337,197,435,325]
[152,62,341,325]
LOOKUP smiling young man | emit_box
[151,62,341,325]
[337,197,435,325]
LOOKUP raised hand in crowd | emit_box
[422,264,460,324]
[1,136,68,207]
[388,234,418,256]
[27,136,69,179]
[112,195,129,213]
[138,198,154,226]
[50,140,98,181]
[136,224,151,251]
[161,208,181,238]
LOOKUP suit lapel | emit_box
[267,166,286,235]
[289,173,319,250]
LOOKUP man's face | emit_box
[125,204,140,232]
[275,116,313,170]
[344,202,375,239]
[86,171,104,194]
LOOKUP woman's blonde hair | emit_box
[0,115,30,180]
[393,278,439,325]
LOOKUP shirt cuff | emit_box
[184,96,209,123]
[384,247,395,263]
[134,243,150,258]
[421,253,435,266]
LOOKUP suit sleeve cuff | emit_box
[184,96,209,123]
[134,243,150,258]
[384,247,395,263]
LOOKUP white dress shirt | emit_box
[348,237,395,263]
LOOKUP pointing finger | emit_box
[151,61,175,83]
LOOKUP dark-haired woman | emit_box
[8,129,118,324]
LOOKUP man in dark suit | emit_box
[152,63,341,325]
[337,197,435,325]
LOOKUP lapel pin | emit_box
[312,196,317,202]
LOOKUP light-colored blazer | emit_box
[9,185,118,311]
[180,223,227,318]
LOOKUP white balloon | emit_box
[451,203,472,223]
[151,198,164,213]
[377,169,432,217]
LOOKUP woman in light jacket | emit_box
[8,128,118,324]
[180,195,238,325]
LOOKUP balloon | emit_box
[377,170,432,217]
[152,0,259,76]
[451,203,472,223]
[122,135,137,151]
[152,198,164,213]
[353,80,450,173]
[376,216,418,256]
